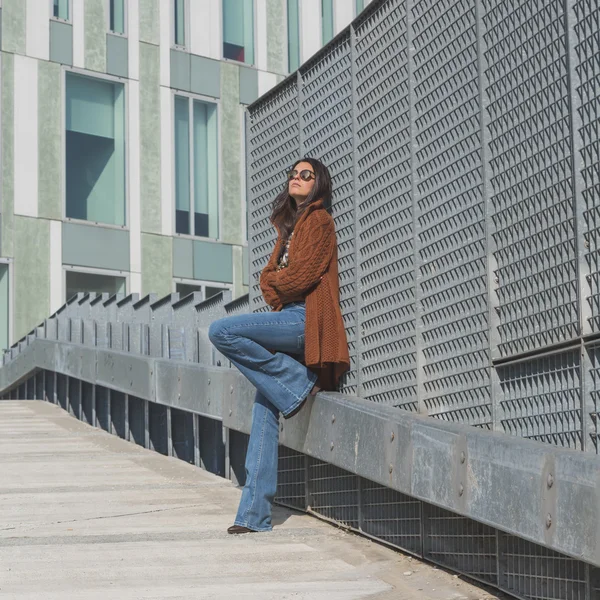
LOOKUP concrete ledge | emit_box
[1,338,599,567]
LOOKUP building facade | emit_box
[0,0,373,350]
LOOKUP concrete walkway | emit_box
[0,401,504,600]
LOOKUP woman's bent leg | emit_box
[208,307,317,417]
[234,391,279,531]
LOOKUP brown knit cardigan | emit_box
[260,199,350,390]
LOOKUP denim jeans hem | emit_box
[281,370,318,418]
[233,520,272,532]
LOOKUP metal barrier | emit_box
[1,289,599,600]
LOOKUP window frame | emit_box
[241,106,249,244]
[50,0,71,23]
[63,265,129,303]
[220,0,258,67]
[171,90,222,242]
[62,66,130,231]
[0,258,14,353]
[173,277,233,300]
[286,0,301,73]
[171,0,189,50]
[321,0,335,46]
[106,0,128,37]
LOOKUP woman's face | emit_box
[288,161,316,204]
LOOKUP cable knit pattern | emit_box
[259,200,350,390]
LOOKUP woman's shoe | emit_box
[227,525,255,534]
[283,385,321,420]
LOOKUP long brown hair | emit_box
[271,157,332,240]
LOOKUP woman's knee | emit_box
[208,318,228,346]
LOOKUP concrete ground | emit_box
[0,400,506,600]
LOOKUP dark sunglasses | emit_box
[287,169,315,182]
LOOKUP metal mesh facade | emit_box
[499,533,589,600]
[423,504,498,584]
[354,1,417,410]
[246,0,600,454]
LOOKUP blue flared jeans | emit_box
[208,302,317,531]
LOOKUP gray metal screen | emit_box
[246,0,600,455]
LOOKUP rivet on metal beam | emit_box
[546,514,552,528]
[208,378,211,385]
[229,409,232,416]
[460,451,466,464]
[331,415,335,423]
[330,442,334,451]
[547,474,554,488]
[230,385,234,394]
[389,464,393,474]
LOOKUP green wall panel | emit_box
[38,61,62,221]
[2,53,14,258]
[242,245,249,286]
[49,20,73,65]
[62,222,130,271]
[140,42,161,234]
[106,33,129,78]
[220,63,242,245]
[170,48,191,91]
[85,0,107,72]
[232,245,244,298]
[1,0,25,55]
[173,237,193,279]
[193,240,233,284]
[239,66,258,105]
[191,54,220,98]
[266,0,287,75]
[139,0,159,45]
[13,217,49,341]
[142,233,172,297]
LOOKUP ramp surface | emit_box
[0,401,504,600]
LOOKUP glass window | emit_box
[355,0,364,15]
[206,286,227,299]
[53,0,69,20]
[174,0,186,46]
[110,0,125,34]
[287,0,300,72]
[223,0,254,64]
[0,264,9,352]
[176,283,227,300]
[322,0,334,44]
[66,73,126,226]
[66,271,126,300]
[176,283,202,298]
[174,96,219,238]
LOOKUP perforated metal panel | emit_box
[588,343,600,453]
[308,458,359,529]
[498,350,582,449]
[575,0,600,334]
[591,566,600,599]
[483,0,579,357]
[354,0,417,409]
[360,478,422,555]
[413,0,491,427]
[300,34,356,393]
[247,79,300,313]
[276,445,306,510]
[423,504,498,585]
[499,533,588,600]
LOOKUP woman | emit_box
[208,157,350,533]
